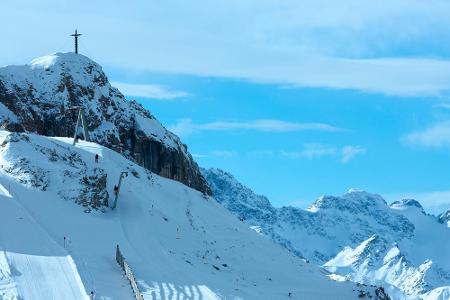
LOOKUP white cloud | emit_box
[168,119,197,137]
[280,144,365,163]
[191,151,237,158]
[402,121,450,148]
[111,82,189,100]
[383,190,450,215]
[247,150,275,159]
[280,144,337,160]
[211,151,237,158]
[192,150,238,159]
[433,103,450,110]
[168,118,343,137]
[285,198,312,209]
[340,145,366,163]
[2,0,450,96]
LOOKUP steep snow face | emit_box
[202,168,450,300]
[0,53,210,195]
[0,131,387,300]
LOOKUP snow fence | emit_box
[116,245,144,300]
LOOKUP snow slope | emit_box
[0,131,386,300]
[202,168,450,300]
[0,191,88,300]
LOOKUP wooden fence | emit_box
[116,245,144,300]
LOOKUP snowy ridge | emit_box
[202,168,450,300]
[0,131,387,300]
[0,53,210,194]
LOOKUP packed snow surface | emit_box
[0,131,382,300]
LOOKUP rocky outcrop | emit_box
[0,53,210,194]
[79,168,109,209]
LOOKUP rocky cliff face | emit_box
[0,53,210,194]
[202,168,450,300]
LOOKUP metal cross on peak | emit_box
[70,29,82,54]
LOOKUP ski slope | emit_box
[0,131,386,299]
[0,190,88,300]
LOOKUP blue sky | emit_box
[2,0,450,213]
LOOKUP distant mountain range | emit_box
[202,168,450,300]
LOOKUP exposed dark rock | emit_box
[78,168,109,209]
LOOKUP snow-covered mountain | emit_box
[202,168,450,300]
[0,53,210,194]
[439,209,450,227]
[0,131,389,299]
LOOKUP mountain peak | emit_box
[309,190,387,212]
[30,52,96,70]
[1,52,109,96]
[390,199,425,214]
[0,53,211,194]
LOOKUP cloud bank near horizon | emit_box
[402,121,450,149]
[169,118,344,137]
[111,82,189,100]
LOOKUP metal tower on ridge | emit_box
[72,107,90,145]
[71,29,82,54]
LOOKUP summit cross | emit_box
[70,29,82,54]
